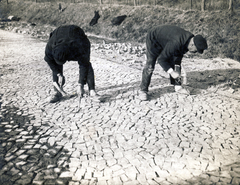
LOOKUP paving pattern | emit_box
[0,30,240,185]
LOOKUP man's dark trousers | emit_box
[140,42,181,92]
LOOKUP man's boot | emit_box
[138,90,148,101]
[89,90,101,102]
[79,84,85,97]
[50,87,62,103]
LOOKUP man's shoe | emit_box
[79,84,85,97]
[175,86,190,95]
[49,93,62,103]
[89,90,101,102]
[138,90,148,101]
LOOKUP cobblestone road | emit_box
[0,30,240,185]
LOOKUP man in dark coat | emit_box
[139,25,208,101]
[44,25,99,103]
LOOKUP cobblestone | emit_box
[1,30,240,184]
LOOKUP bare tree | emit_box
[99,0,102,4]
[201,0,205,11]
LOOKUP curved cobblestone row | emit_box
[0,30,240,185]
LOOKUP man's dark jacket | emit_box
[146,25,194,72]
[44,25,90,79]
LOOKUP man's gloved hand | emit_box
[167,68,180,79]
[170,70,180,79]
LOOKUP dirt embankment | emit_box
[0,1,240,61]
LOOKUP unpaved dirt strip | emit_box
[0,30,240,185]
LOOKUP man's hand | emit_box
[57,73,64,87]
[170,70,180,79]
[53,82,67,96]
[167,68,180,79]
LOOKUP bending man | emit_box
[44,25,99,103]
[139,25,208,101]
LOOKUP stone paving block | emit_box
[208,175,220,183]
[15,161,27,168]
[231,177,240,184]
[166,175,183,184]
[219,170,232,179]
[15,174,33,185]
[79,179,90,185]
[154,155,164,167]
[9,167,20,175]
[139,151,154,161]
[190,169,202,177]
[154,177,171,185]
[219,177,232,184]
[59,171,74,178]
[48,137,55,146]
[93,171,103,178]
[97,180,108,185]
[103,167,113,178]
[145,170,157,180]
[112,168,125,177]
[124,166,138,180]
[69,181,80,185]
[113,148,124,159]
[117,158,131,168]
[171,162,186,170]
[162,161,172,171]
[95,160,106,171]
[230,169,240,177]
[109,164,122,173]
[16,138,26,143]
[72,168,85,181]
[129,158,141,167]
[106,158,117,167]
[32,180,44,185]
[175,169,193,180]
[147,179,159,185]
[207,162,221,171]
[4,155,15,162]
[123,180,140,185]
[120,174,130,183]
[137,173,147,185]
[108,176,122,185]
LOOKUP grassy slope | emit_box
[1,1,240,61]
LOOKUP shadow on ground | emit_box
[0,105,72,185]
[98,68,240,102]
[186,161,240,185]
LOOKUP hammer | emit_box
[53,82,68,96]
[53,74,72,99]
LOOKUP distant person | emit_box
[59,3,62,12]
[44,25,99,103]
[139,25,208,101]
[89,10,100,26]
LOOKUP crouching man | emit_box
[44,25,99,103]
[139,25,208,101]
